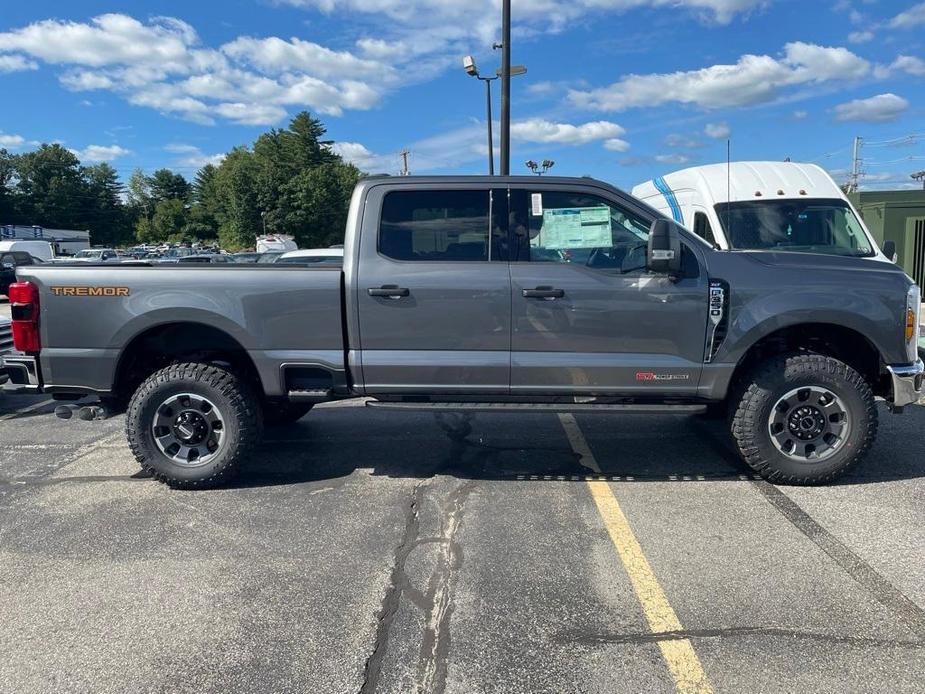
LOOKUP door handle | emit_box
[368,285,410,299]
[522,286,564,299]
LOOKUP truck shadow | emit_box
[230,405,925,489]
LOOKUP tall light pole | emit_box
[464,58,526,176]
[464,57,497,175]
[500,0,511,175]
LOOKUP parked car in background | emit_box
[276,248,344,265]
[231,252,262,263]
[632,162,879,256]
[177,254,232,264]
[0,240,56,262]
[1,251,42,297]
[62,248,120,263]
[256,252,285,263]
[256,234,297,253]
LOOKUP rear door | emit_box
[508,185,709,395]
[355,185,512,394]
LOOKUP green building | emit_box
[848,189,925,287]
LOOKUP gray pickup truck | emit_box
[4,176,922,487]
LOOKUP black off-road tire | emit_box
[731,354,877,485]
[126,363,263,489]
[263,401,314,426]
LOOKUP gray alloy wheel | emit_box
[152,392,226,466]
[768,386,851,462]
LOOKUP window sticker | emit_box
[531,193,543,216]
[535,206,612,249]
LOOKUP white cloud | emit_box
[704,122,731,138]
[665,133,702,148]
[848,30,874,44]
[0,133,26,149]
[889,3,925,29]
[165,143,225,168]
[0,54,37,72]
[330,141,386,169]
[280,0,769,28]
[569,42,871,112]
[834,93,909,123]
[889,55,925,77]
[604,138,631,152]
[510,119,626,145]
[0,13,393,126]
[69,144,132,162]
[792,110,808,120]
[655,153,690,165]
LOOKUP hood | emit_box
[736,250,912,281]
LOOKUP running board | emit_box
[287,388,333,402]
[365,402,706,414]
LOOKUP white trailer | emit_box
[632,161,884,258]
[0,225,90,256]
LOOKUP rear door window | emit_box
[379,189,505,261]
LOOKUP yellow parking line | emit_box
[558,414,713,694]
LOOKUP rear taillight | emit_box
[9,281,40,353]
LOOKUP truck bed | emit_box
[17,264,346,397]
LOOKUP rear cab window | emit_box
[378,189,506,261]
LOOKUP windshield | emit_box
[75,250,102,258]
[714,198,874,257]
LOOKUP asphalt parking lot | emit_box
[2,297,925,693]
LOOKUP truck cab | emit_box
[632,161,882,259]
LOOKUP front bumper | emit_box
[0,354,40,393]
[887,359,924,408]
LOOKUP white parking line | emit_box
[0,399,55,421]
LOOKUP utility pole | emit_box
[399,149,410,176]
[912,171,925,190]
[500,0,511,175]
[849,136,862,193]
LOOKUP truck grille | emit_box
[913,218,925,289]
[0,322,12,355]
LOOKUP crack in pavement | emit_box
[360,481,427,694]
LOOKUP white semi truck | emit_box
[632,161,884,258]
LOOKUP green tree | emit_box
[278,161,360,247]
[0,149,16,222]
[149,168,191,203]
[82,163,132,246]
[137,198,187,243]
[214,148,261,250]
[13,144,85,228]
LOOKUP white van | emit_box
[0,240,55,262]
[632,161,883,258]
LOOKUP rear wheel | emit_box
[731,354,877,485]
[126,362,262,488]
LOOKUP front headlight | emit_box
[907,284,921,361]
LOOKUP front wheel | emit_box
[126,363,263,489]
[731,354,877,485]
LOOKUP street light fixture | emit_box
[463,57,527,176]
[525,159,555,175]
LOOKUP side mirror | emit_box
[882,240,898,263]
[647,219,682,275]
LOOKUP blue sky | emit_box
[0,0,923,190]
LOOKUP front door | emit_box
[356,186,511,394]
[508,186,709,395]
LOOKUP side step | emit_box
[366,401,706,414]
[287,388,333,402]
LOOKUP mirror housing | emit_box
[647,219,683,275]
[882,239,898,263]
